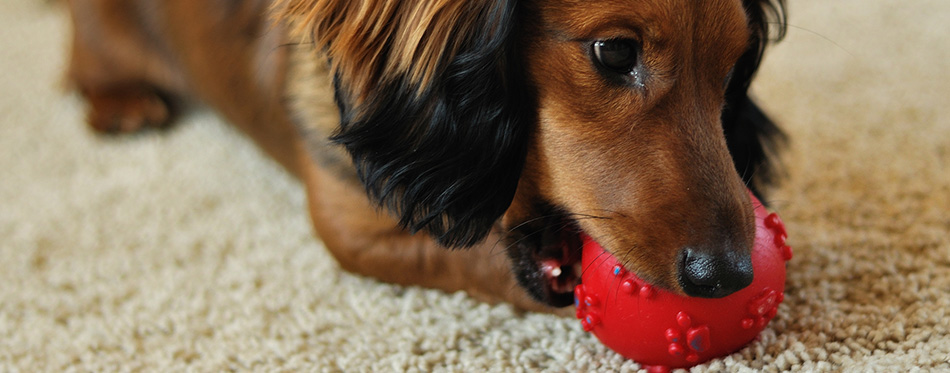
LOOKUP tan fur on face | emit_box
[511,0,756,291]
[273,0,497,104]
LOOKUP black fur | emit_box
[723,0,788,200]
[330,0,533,248]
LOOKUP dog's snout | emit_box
[678,247,753,298]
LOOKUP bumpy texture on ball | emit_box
[574,193,791,372]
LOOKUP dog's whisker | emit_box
[781,23,856,58]
[500,226,553,252]
[503,212,577,234]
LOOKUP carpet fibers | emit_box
[2,0,948,371]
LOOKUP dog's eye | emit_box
[592,39,640,74]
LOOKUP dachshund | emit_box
[66,0,786,313]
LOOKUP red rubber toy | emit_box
[574,193,791,372]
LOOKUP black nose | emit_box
[678,248,753,298]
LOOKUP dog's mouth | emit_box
[505,210,585,307]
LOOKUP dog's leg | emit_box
[295,147,561,314]
[65,0,184,134]
[66,0,301,173]
[79,84,175,133]
[66,0,554,313]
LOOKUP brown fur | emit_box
[66,0,775,313]
[513,0,755,291]
[276,0,491,102]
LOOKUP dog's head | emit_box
[277,0,786,307]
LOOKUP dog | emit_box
[66,0,786,313]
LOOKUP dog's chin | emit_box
[504,213,585,308]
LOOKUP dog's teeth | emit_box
[540,259,561,278]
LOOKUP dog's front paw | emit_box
[82,85,173,134]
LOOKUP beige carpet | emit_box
[3,0,949,371]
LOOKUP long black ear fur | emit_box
[330,1,532,248]
[723,0,788,200]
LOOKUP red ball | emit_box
[574,193,791,372]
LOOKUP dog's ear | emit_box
[723,0,788,199]
[275,0,532,248]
